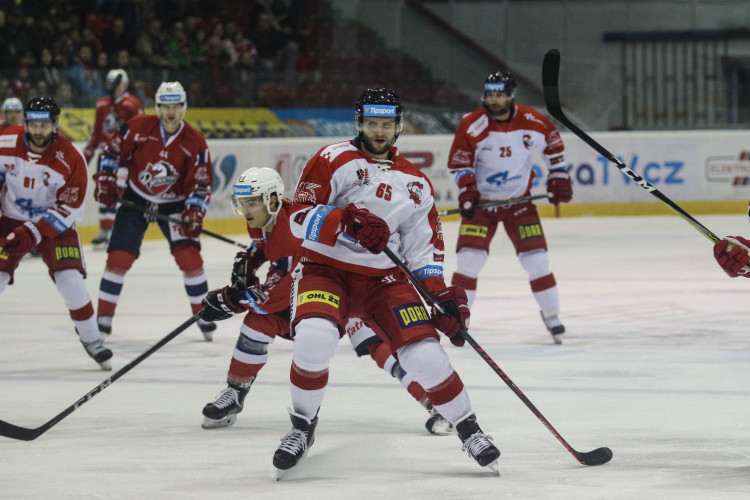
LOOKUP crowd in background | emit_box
[0,0,313,108]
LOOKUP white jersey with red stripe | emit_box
[0,126,87,233]
[290,139,447,290]
[447,104,566,199]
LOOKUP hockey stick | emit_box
[119,198,249,250]
[542,48,719,243]
[0,314,200,441]
[438,193,551,217]
[383,247,612,466]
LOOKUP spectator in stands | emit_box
[248,8,298,83]
[101,18,134,59]
[67,44,105,106]
[167,21,193,69]
[56,82,75,107]
[135,19,178,70]
[34,48,62,94]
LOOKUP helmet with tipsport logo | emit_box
[355,88,403,124]
[482,71,517,105]
[24,97,60,125]
[232,167,284,219]
[354,88,404,142]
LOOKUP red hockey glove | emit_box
[93,171,123,208]
[430,286,470,347]
[547,169,573,205]
[0,221,42,258]
[230,246,264,288]
[179,205,205,238]
[341,203,390,253]
[458,183,480,218]
[713,236,750,278]
[200,286,247,322]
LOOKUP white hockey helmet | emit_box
[105,69,129,93]
[2,97,23,111]
[232,167,284,220]
[155,81,187,108]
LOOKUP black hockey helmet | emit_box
[355,88,404,141]
[482,71,517,105]
[355,88,404,124]
[24,97,61,125]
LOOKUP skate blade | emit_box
[487,460,500,475]
[552,333,563,345]
[201,414,237,429]
[202,331,214,342]
[275,468,290,481]
[98,359,112,371]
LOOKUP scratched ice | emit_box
[1,214,749,499]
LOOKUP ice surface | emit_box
[1,215,749,499]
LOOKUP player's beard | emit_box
[361,134,391,157]
[28,132,55,150]
[490,103,511,118]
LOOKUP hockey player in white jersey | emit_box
[447,71,572,344]
[273,88,500,478]
[0,97,113,370]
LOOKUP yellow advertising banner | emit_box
[58,107,293,141]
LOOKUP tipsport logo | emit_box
[363,105,396,117]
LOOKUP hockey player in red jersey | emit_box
[0,97,24,132]
[0,97,113,370]
[448,71,572,344]
[84,69,144,248]
[94,81,216,340]
[270,89,500,478]
[198,167,452,435]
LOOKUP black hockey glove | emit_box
[200,285,247,322]
[230,246,264,288]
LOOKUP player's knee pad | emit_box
[292,317,340,372]
[53,269,92,310]
[519,249,550,280]
[396,338,454,390]
[455,248,488,278]
[235,332,270,356]
[106,249,137,273]
[172,243,203,274]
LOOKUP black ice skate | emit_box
[97,315,112,335]
[273,409,318,480]
[201,380,253,429]
[541,311,565,344]
[455,413,500,473]
[424,402,453,435]
[197,318,216,341]
[81,338,113,371]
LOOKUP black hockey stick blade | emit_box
[542,49,719,243]
[0,314,200,441]
[575,446,614,466]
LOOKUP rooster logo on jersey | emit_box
[407,181,423,206]
[138,160,179,195]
